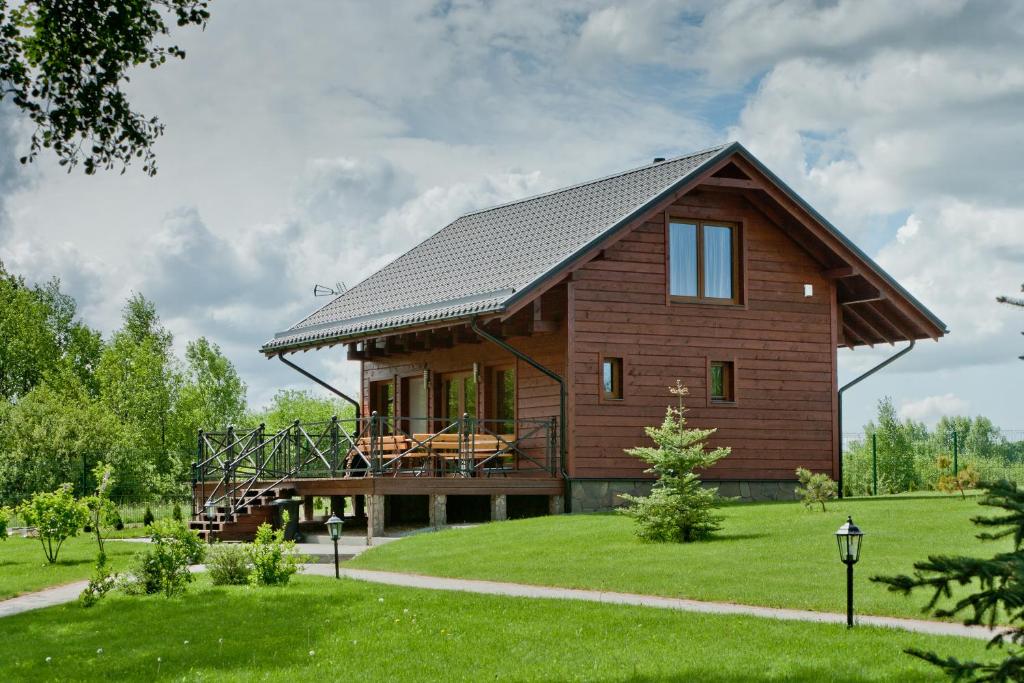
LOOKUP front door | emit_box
[439,371,477,422]
[369,380,395,432]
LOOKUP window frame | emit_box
[706,358,738,406]
[599,355,625,403]
[485,363,517,435]
[665,216,743,306]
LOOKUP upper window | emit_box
[601,357,623,401]
[669,220,740,303]
[709,361,735,403]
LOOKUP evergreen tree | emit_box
[873,480,1024,681]
[619,381,731,542]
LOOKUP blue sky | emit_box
[1,0,1022,434]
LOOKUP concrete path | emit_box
[307,566,1005,641]
[0,581,89,619]
[0,563,1006,642]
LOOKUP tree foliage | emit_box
[619,381,731,543]
[247,516,302,586]
[169,336,246,448]
[873,480,1024,681]
[16,483,87,563]
[135,518,205,597]
[244,389,355,433]
[0,0,210,175]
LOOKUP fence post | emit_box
[871,433,877,496]
[953,431,959,476]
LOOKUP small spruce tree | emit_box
[619,381,731,542]
[795,467,838,512]
[873,480,1024,680]
[172,502,183,523]
[143,505,155,527]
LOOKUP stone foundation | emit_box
[570,479,799,512]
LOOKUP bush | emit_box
[79,560,116,607]
[142,505,155,527]
[795,467,837,512]
[207,543,252,586]
[16,484,88,563]
[619,382,731,543]
[0,506,10,540]
[172,503,183,523]
[247,517,302,586]
[130,519,205,597]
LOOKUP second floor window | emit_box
[669,220,739,303]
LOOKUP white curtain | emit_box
[670,222,697,296]
[703,225,732,298]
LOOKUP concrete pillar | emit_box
[303,495,315,522]
[429,494,447,529]
[549,494,564,515]
[490,494,507,522]
[366,494,385,542]
[330,495,345,517]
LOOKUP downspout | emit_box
[277,354,361,419]
[470,317,571,512]
[837,339,915,497]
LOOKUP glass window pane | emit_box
[710,364,724,399]
[464,376,477,419]
[703,225,733,299]
[669,222,698,297]
[602,360,613,395]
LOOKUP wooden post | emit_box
[429,494,447,529]
[490,494,507,522]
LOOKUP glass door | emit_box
[439,371,477,422]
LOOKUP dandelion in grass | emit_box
[403,608,409,614]
[309,650,315,657]
[183,640,189,646]
[377,597,384,603]
[218,637,224,656]
[157,657,162,675]
[45,657,52,664]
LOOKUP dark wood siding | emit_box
[569,189,836,481]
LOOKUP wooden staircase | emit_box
[189,490,281,542]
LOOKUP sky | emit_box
[1,0,1022,434]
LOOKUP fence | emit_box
[1,451,192,528]
[841,430,1024,497]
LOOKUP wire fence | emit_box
[842,429,1024,497]
[1,451,191,529]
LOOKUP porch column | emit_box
[303,495,315,522]
[490,494,507,522]
[549,495,564,515]
[366,494,385,542]
[330,495,345,517]
[429,494,447,529]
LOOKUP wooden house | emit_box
[193,142,945,540]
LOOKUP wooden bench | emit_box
[344,435,415,476]
[412,433,517,476]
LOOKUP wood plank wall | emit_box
[569,190,836,481]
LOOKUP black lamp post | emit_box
[835,516,864,628]
[204,502,217,545]
[326,514,344,579]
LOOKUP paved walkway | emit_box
[0,564,1006,641]
[307,566,1004,641]
[0,581,89,618]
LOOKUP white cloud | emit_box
[899,393,970,426]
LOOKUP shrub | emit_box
[16,484,88,563]
[935,456,981,500]
[172,503,183,523]
[111,509,125,530]
[132,519,205,597]
[247,516,302,586]
[0,506,10,540]
[795,467,838,512]
[207,543,251,586]
[143,505,155,527]
[619,381,731,543]
[83,462,116,558]
[79,560,116,608]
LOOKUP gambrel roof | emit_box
[262,142,946,355]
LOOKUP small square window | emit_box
[710,361,735,403]
[602,357,623,400]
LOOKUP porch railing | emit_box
[193,413,559,517]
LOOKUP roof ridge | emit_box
[458,141,732,221]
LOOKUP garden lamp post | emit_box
[835,516,864,628]
[326,514,344,579]
[204,502,217,545]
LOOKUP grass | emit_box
[0,574,996,681]
[351,494,1009,620]
[0,534,149,599]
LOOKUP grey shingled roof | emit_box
[262,143,730,353]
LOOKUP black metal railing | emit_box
[193,413,559,517]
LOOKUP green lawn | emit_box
[351,494,1006,620]
[0,535,148,599]
[0,574,995,681]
